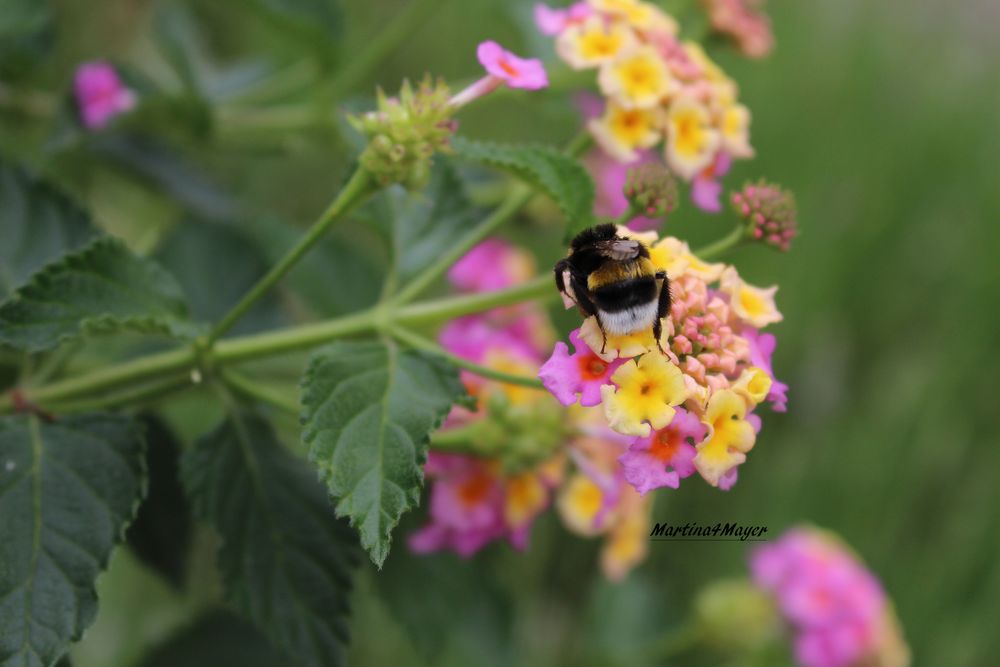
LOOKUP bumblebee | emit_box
[554,223,669,353]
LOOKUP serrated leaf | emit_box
[0,236,197,352]
[181,410,360,667]
[125,415,191,588]
[300,339,466,567]
[390,160,481,282]
[451,137,595,234]
[0,413,146,667]
[0,159,96,299]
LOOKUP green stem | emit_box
[42,374,194,414]
[694,223,748,260]
[0,275,556,414]
[391,129,593,306]
[390,326,544,390]
[221,370,300,416]
[612,201,641,227]
[328,0,451,101]
[207,167,376,344]
[391,184,532,305]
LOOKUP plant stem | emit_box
[392,128,594,306]
[612,201,641,227]
[694,223,748,260]
[42,374,194,414]
[328,0,451,101]
[207,167,375,344]
[0,275,557,414]
[391,183,532,305]
[390,326,545,389]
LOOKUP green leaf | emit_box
[125,415,191,589]
[156,220,287,336]
[0,413,147,667]
[0,0,53,79]
[0,159,96,299]
[139,610,289,667]
[0,236,197,352]
[390,160,481,282]
[181,410,360,667]
[300,339,466,567]
[451,137,595,234]
[244,0,342,44]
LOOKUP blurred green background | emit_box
[2,0,998,665]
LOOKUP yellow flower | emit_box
[579,315,670,362]
[664,96,721,180]
[588,101,664,163]
[600,488,650,581]
[601,353,688,436]
[721,103,754,159]
[615,225,659,246]
[504,472,548,528]
[557,473,610,535]
[590,0,677,34]
[556,16,636,70]
[719,267,783,327]
[648,236,726,282]
[731,366,772,406]
[694,389,756,486]
[598,45,674,109]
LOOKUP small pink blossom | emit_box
[749,527,892,667]
[691,152,732,213]
[73,61,136,130]
[618,408,704,495]
[534,2,592,35]
[476,40,548,90]
[448,238,534,293]
[538,329,626,407]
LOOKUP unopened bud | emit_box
[694,579,781,654]
[731,180,797,252]
[624,163,679,219]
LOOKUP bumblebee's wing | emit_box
[597,238,643,261]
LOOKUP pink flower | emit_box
[691,152,732,213]
[476,40,548,90]
[618,408,704,494]
[703,0,774,59]
[448,238,535,293]
[73,61,136,130]
[534,2,592,36]
[749,527,894,667]
[409,453,506,557]
[538,329,626,407]
[742,327,789,411]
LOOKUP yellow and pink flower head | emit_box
[538,0,754,180]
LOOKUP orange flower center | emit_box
[458,470,494,506]
[577,353,609,381]
[499,59,520,77]
[648,428,682,462]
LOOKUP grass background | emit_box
[3,0,998,665]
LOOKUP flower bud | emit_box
[730,180,797,251]
[623,163,679,219]
[694,578,781,654]
[348,75,456,190]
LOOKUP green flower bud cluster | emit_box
[624,163,679,219]
[349,76,456,190]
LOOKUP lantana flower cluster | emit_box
[540,225,787,491]
[537,0,754,182]
[411,239,664,578]
[750,527,910,667]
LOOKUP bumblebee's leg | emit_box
[554,259,570,293]
[653,274,671,355]
[570,279,606,352]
